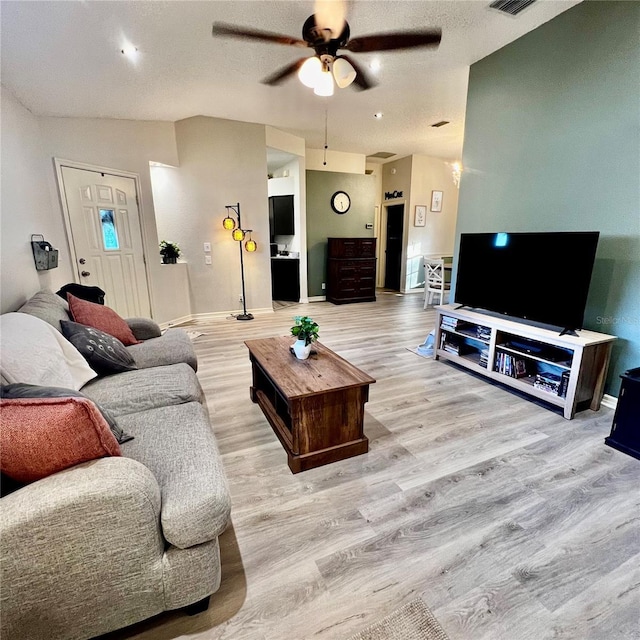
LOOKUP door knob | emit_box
[81,271,91,277]
[79,258,86,264]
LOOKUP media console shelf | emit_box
[434,304,616,419]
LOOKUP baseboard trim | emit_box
[308,296,327,303]
[159,307,274,329]
[601,394,618,411]
[161,314,193,329]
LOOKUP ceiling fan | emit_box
[211,2,441,96]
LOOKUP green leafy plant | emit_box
[159,240,180,259]
[290,316,319,346]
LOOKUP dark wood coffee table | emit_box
[244,336,376,473]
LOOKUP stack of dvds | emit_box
[533,372,562,394]
[494,352,530,378]
[440,316,460,331]
[479,347,489,368]
[476,325,491,341]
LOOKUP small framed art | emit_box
[430,190,443,212]
[414,205,427,227]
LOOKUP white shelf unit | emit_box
[434,304,616,419]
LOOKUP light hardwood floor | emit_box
[105,293,639,640]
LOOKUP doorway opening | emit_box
[383,204,404,291]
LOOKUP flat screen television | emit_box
[454,231,600,332]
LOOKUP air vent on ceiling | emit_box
[367,151,396,159]
[431,120,450,128]
[365,169,374,175]
[489,0,537,16]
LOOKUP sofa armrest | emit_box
[125,317,162,340]
[0,457,166,640]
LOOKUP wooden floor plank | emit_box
[101,294,638,640]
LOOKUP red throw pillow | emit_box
[67,294,141,346]
[0,397,121,483]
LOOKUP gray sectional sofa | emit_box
[0,290,231,640]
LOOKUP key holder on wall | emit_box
[31,234,59,271]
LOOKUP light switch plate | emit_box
[203,242,211,252]
[205,255,212,265]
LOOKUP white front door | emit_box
[59,166,151,318]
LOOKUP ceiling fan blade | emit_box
[212,22,307,48]
[345,29,442,53]
[338,55,376,91]
[261,58,307,86]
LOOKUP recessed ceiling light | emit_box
[370,59,382,72]
[120,44,138,59]
[374,112,383,119]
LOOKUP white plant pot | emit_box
[293,339,312,360]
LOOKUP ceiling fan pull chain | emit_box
[323,99,329,166]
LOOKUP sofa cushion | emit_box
[17,289,70,332]
[80,363,204,417]
[67,294,141,346]
[0,313,97,389]
[0,383,133,444]
[0,396,121,483]
[126,328,198,372]
[61,321,137,376]
[119,402,231,548]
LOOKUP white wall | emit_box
[152,116,272,316]
[407,155,458,290]
[36,115,179,319]
[306,149,366,174]
[0,89,75,311]
[379,154,459,292]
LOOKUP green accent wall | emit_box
[306,171,376,297]
[456,0,640,395]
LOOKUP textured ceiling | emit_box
[1,0,581,161]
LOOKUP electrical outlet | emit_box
[239,294,243,303]
[365,223,373,230]
[205,255,212,265]
[203,242,211,253]
[321,282,326,290]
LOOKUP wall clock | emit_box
[331,190,351,214]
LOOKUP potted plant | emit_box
[159,240,180,264]
[290,315,319,360]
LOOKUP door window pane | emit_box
[99,209,119,250]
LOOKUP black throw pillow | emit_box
[0,383,133,444]
[60,320,137,376]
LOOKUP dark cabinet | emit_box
[271,258,300,302]
[269,195,294,238]
[605,367,640,460]
[327,237,377,305]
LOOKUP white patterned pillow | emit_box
[0,313,97,389]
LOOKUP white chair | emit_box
[423,257,451,308]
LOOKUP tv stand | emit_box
[434,304,616,419]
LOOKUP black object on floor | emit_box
[605,367,640,461]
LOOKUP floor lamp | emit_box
[222,202,257,321]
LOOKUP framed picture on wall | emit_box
[414,205,427,227]
[430,190,443,212]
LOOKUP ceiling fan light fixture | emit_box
[313,68,334,96]
[333,57,356,89]
[298,56,323,88]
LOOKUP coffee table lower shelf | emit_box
[251,385,370,473]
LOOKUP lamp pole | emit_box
[225,202,254,321]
